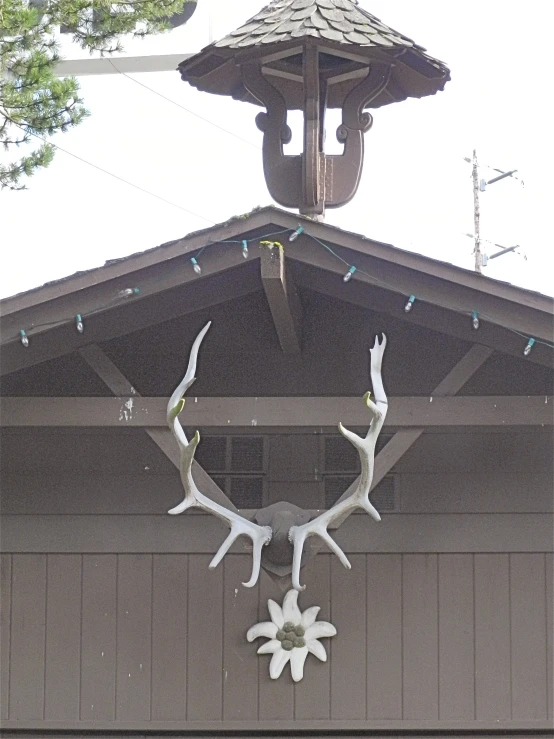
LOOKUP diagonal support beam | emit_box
[79,344,237,513]
[260,243,303,354]
[329,343,494,529]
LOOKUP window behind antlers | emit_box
[194,434,397,512]
[195,435,266,509]
[323,434,397,511]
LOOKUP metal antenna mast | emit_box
[472,149,482,274]
[468,150,521,273]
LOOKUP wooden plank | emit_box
[474,553,511,719]
[0,473,185,515]
[294,555,331,720]
[0,246,261,376]
[151,555,188,721]
[116,555,152,721]
[0,555,11,721]
[260,245,302,354]
[9,554,46,720]
[366,554,402,719]
[285,215,554,318]
[78,344,139,396]
[0,216,273,320]
[546,554,553,722]
[5,394,551,428]
[432,345,494,395]
[1,734,552,739]
[80,555,117,721]
[44,555,81,720]
[222,556,259,720]
[79,344,237,513]
[186,554,223,721]
[330,555,366,720]
[0,717,552,732]
[400,472,554,514]
[3,206,551,322]
[292,253,554,367]
[258,570,294,720]
[402,554,439,720]
[4,470,552,517]
[4,513,553,554]
[438,554,474,719]
[510,553,548,720]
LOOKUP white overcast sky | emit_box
[1,0,553,299]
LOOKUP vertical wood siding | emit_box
[1,552,552,726]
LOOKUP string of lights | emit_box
[7,225,554,358]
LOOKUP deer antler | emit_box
[167,322,272,587]
[289,334,388,590]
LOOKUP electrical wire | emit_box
[107,59,261,151]
[10,122,216,224]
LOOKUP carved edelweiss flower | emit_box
[247,589,336,682]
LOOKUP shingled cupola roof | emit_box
[178,1,450,216]
[179,0,450,110]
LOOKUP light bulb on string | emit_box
[289,226,304,242]
[19,329,29,348]
[190,257,201,275]
[117,287,140,298]
[471,311,480,330]
[242,240,249,259]
[404,295,416,313]
[523,338,535,356]
[343,266,356,283]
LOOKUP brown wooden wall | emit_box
[1,431,552,733]
[1,551,552,731]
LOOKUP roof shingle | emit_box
[213,0,446,77]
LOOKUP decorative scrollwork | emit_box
[341,63,390,132]
[255,111,292,144]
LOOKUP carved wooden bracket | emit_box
[242,51,391,216]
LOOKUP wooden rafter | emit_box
[260,243,302,354]
[2,393,552,428]
[2,208,552,377]
[79,344,237,513]
[292,264,554,369]
[0,266,261,377]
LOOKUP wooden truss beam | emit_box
[292,263,554,368]
[329,344,495,530]
[260,243,302,354]
[78,344,237,513]
[0,254,261,377]
[2,394,552,428]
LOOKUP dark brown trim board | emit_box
[2,395,551,428]
[2,514,552,553]
[0,718,551,731]
[2,208,553,375]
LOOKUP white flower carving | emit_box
[247,589,336,682]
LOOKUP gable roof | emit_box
[1,206,553,376]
